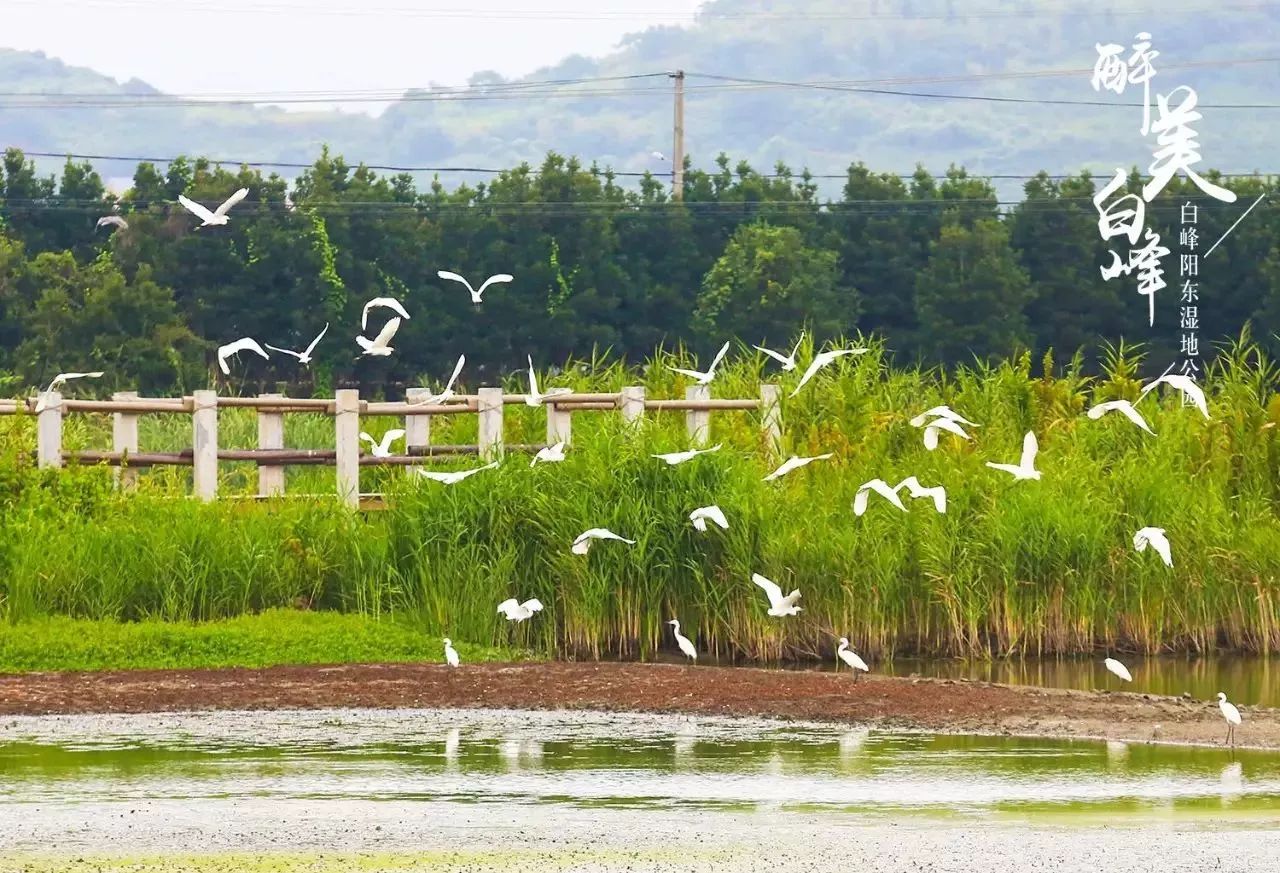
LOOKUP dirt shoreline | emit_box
[1,661,1275,750]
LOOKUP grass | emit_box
[0,609,520,673]
[3,333,1280,661]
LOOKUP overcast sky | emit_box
[6,0,705,109]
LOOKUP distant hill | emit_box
[3,0,1278,194]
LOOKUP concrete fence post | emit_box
[192,390,218,501]
[478,387,504,461]
[405,387,431,476]
[112,390,139,491]
[257,392,285,497]
[760,383,782,457]
[36,391,63,469]
[546,400,571,447]
[620,386,646,425]
[685,385,710,447]
[334,389,361,508]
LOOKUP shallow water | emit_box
[2,708,1279,871]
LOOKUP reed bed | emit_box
[3,335,1280,660]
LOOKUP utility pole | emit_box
[671,69,685,201]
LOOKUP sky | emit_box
[5,0,706,110]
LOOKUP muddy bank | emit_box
[1,661,1275,749]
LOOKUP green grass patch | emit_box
[0,609,521,673]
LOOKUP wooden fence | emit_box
[0,385,782,508]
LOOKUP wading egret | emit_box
[853,478,908,517]
[837,637,870,681]
[669,341,731,385]
[216,337,270,375]
[689,505,728,532]
[497,598,544,622]
[96,215,128,231]
[360,297,411,332]
[571,528,636,555]
[1086,399,1155,434]
[410,355,466,405]
[356,317,401,357]
[754,332,805,371]
[1139,370,1210,419]
[177,187,249,227]
[359,428,405,458]
[34,371,104,413]
[437,270,513,304]
[763,453,834,482]
[790,348,869,397]
[895,476,947,514]
[752,573,802,617]
[265,323,329,365]
[1133,526,1173,567]
[1104,657,1133,683]
[653,444,722,466]
[1218,692,1242,747]
[416,460,499,485]
[443,638,460,667]
[985,431,1042,481]
[531,441,566,466]
[668,619,697,661]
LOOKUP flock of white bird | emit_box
[82,190,1243,745]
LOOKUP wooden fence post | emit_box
[405,388,431,475]
[36,391,63,469]
[621,386,646,425]
[478,387,504,461]
[258,392,285,497]
[546,400,571,446]
[112,390,139,491]
[334,389,361,508]
[192,390,218,501]
[760,383,782,457]
[685,385,710,447]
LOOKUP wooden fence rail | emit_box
[3,385,782,508]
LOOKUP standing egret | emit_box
[356,317,401,357]
[265,323,329,365]
[416,460,499,485]
[96,214,128,231]
[34,371,105,413]
[1086,400,1155,434]
[689,505,729,532]
[177,187,249,227]
[669,340,731,385]
[216,337,270,375]
[763,453,834,482]
[668,619,697,661]
[443,638,460,667]
[360,297,411,332]
[653,445,722,466]
[411,355,466,405]
[531,441,566,466]
[985,431,1042,481]
[1103,657,1133,683]
[754,332,805,371]
[836,638,870,681]
[571,528,636,555]
[895,476,947,514]
[359,429,405,458]
[853,478,908,517]
[497,598,544,622]
[1218,692,1243,747]
[1139,369,1210,419]
[1133,527,1173,567]
[790,347,869,397]
[437,270,513,305]
[752,573,802,617]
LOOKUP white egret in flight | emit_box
[415,460,499,485]
[356,317,401,357]
[497,598,544,622]
[361,297,411,332]
[96,215,128,231]
[437,270,513,304]
[754,332,805,372]
[908,405,978,428]
[34,371,105,413]
[265,323,329,365]
[1139,372,1210,419]
[653,444,722,466]
[525,355,571,407]
[853,478,908,517]
[359,429,405,458]
[217,337,270,375]
[790,347,868,397]
[668,619,697,661]
[571,528,636,555]
[921,416,971,451]
[689,505,729,532]
[531,441,566,467]
[1086,400,1155,434]
[177,187,249,227]
[752,573,802,617]
[669,340,731,386]
[985,431,1042,481]
[895,476,947,514]
[1133,526,1173,567]
[411,355,467,405]
[763,453,834,482]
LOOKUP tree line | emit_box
[0,146,1276,397]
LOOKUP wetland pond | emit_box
[2,707,1279,872]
